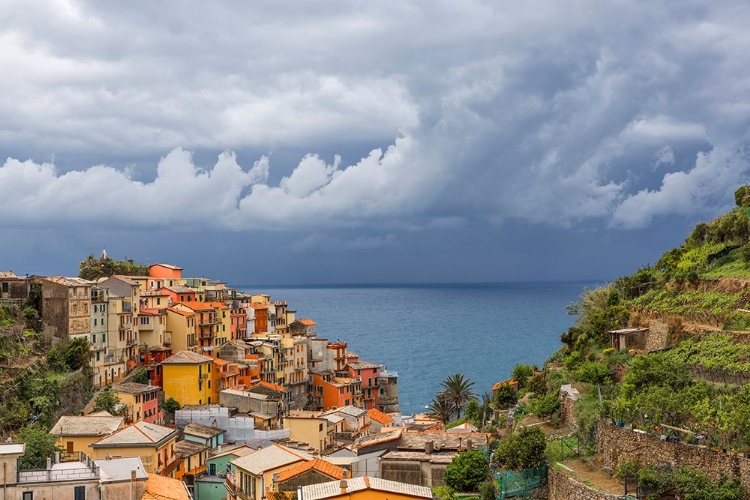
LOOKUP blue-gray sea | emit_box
[237,282,597,415]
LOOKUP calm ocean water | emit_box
[237,282,597,415]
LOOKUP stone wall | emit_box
[645,319,670,351]
[596,422,750,499]
[547,468,622,500]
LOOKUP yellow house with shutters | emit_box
[89,421,180,476]
[160,350,214,406]
[50,413,125,457]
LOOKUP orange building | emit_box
[230,307,247,340]
[312,372,361,410]
[251,303,269,333]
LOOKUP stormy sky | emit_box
[2,1,750,285]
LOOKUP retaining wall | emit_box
[596,422,750,499]
[547,468,622,500]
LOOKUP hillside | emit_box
[0,302,93,439]
[523,186,750,498]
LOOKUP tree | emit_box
[65,337,91,371]
[16,426,62,469]
[512,363,534,389]
[427,393,455,425]
[493,383,518,410]
[495,427,547,471]
[162,397,181,424]
[440,373,477,419]
[133,368,150,385]
[444,450,489,492]
[93,389,121,414]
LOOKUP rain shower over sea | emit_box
[238,282,597,415]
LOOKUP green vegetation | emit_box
[15,427,62,470]
[495,427,547,471]
[444,450,489,492]
[440,373,478,419]
[93,389,121,414]
[133,368,150,385]
[78,253,148,280]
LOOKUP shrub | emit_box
[444,450,489,492]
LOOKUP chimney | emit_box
[425,441,434,454]
[340,469,348,493]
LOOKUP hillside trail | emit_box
[82,361,143,415]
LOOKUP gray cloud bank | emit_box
[2,0,750,234]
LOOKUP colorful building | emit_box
[50,413,125,458]
[113,382,163,424]
[227,444,313,500]
[300,476,432,500]
[160,350,215,406]
[89,421,180,476]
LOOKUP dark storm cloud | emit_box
[1,0,750,240]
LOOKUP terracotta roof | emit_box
[213,358,228,366]
[50,415,124,436]
[301,476,432,500]
[250,380,285,393]
[299,319,317,326]
[250,303,269,310]
[174,301,214,311]
[492,379,519,391]
[367,408,394,426]
[166,307,194,317]
[205,301,230,310]
[142,473,191,500]
[161,350,213,365]
[140,308,164,316]
[277,458,344,483]
[110,275,140,286]
[91,421,178,448]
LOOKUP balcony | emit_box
[163,338,171,346]
[126,338,138,346]
[200,332,215,340]
[199,320,218,326]
[90,342,107,352]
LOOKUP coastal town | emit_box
[0,258,492,500]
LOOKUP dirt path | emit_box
[559,459,623,495]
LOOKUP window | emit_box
[74,486,85,500]
[319,423,323,432]
[94,305,98,313]
[157,298,161,305]
[102,334,106,342]
[1,283,8,294]
[22,493,32,500]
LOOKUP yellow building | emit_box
[283,411,334,453]
[113,381,162,424]
[206,301,231,346]
[160,350,214,406]
[166,307,197,353]
[174,439,209,484]
[300,477,433,500]
[230,444,312,500]
[49,413,125,458]
[89,421,179,476]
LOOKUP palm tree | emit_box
[441,373,477,419]
[427,393,455,425]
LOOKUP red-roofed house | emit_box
[276,458,345,492]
